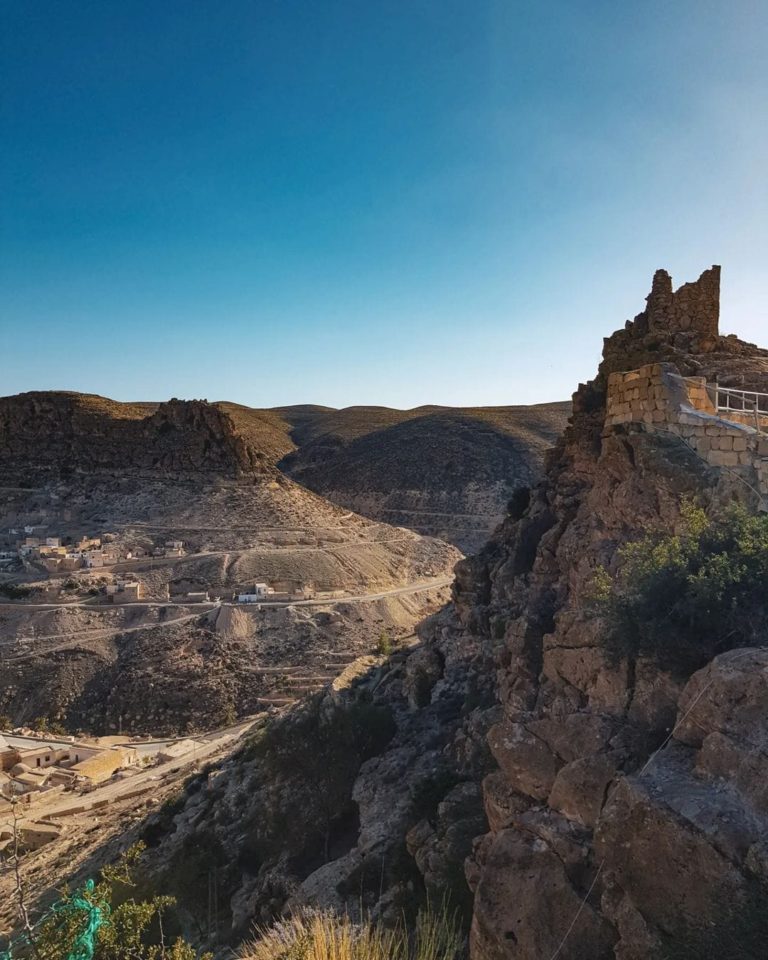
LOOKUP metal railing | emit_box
[716,385,768,435]
[716,386,768,414]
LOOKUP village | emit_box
[0,527,190,606]
[0,720,254,856]
[0,526,185,574]
[0,525,349,607]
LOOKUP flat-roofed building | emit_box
[71,746,138,785]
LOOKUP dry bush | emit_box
[241,907,462,960]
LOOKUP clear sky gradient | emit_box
[2,1,767,408]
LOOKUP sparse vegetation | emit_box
[376,630,393,656]
[220,700,237,726]
[0,583,32,600]
[3,842,208,960]
[29,716,68,736]
[591,501,768,673]
[233,697,396,868]
[241,905,462,960]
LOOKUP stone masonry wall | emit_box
[636,266,721,351]
[606,361,768,498]
[606,362,715,425]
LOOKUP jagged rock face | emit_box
[0,392,268,480]
[459,267,768,959]
[128,267,768,956]
[138,607,500,950]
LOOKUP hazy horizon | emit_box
[2,1,767,408]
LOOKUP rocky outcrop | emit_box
[595,650,768,954]
[0,392,270,481]
[135,619,497,948]
[460,267,768,959]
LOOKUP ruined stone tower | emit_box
[635,264,721,352]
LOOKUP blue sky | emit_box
[2,0,767,408]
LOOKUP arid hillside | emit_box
[277,402,571,551]
[0,392,460,733]
[0,391,569,554]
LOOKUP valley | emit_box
[4,265,767,960]
[278,402,571,551]
[0,392,564,736]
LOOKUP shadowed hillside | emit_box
[277,402,571,550]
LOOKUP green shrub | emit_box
[376,630,393,656]
[592,501,768,673]
[3,843,209,960]
[0,583,31,599]
[238,698,396,863]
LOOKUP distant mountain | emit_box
[275,402,572,551]
[0,391,571,554]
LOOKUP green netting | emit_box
[0,879,109,960]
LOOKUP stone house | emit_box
[16,744,70,770]
[237,582,272,602]
[107,580,143,602]
[0,736,21,772]
[71,746,138,785]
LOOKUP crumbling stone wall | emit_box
[606,362,715,426]
[606,361,768,496]
[634,266,720,351]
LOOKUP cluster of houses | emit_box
[19,535,121,573]
[0,733,140,803]
[0,733,203,855]
[0,527,185,575]
[233,581,345,604]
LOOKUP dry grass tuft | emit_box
[240,906,462,960]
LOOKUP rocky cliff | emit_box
[70,267,768,958]
[0,393,274,481]
[459,265,768,959]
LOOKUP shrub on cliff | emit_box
[238,697,396,862]
[592,501,768,673]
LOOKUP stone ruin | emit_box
[631,264,721,352]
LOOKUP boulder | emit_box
[470,828,615,960]
[487,721,561,801]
